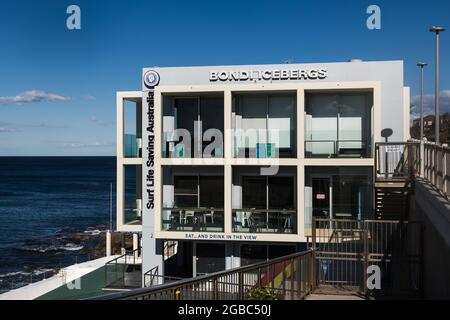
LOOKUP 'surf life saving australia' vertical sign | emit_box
[143,70,160,215]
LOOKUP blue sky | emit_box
[0,0,449,156]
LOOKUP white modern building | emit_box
[115,60,410,284]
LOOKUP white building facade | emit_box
[116,60,410,283]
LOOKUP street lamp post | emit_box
[417,63,428,141]
[430,26,446,145]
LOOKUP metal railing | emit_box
[162,208,224,232]
[104,248,141,289]
[311,218,423,297]
[92,249,316,300]
[422,141,450,198]
[375,142,419,180]
[232,209,296,234]
[143,266,185,287]
[305,140,369,159]
[376,140,450,200]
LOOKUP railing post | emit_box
[290,259,295,300]
[312,217,316,250]
[442,145,448,194]
[238,272,244,300]
[420,140,425,178]
[434,145,438,186]
[310,250,316,295]
[363,221,369,296]
[282,261,286,298]
[213,278,218,300]
[257,267,261,287]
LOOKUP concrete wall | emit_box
[410,179,450,300]
[145,60,406,142]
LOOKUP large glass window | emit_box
[163,95,224,158]
[233,167,297,234]
[163,168,224,232]
[305,92,373,158]
[233,93,296,158]
[124,99,142,158]
[304,167,373,231]
[124,165,142,225]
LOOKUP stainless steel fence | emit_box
[375,140,450,199]
[311,218,422,297]
[375,142,419,180]
[93,249,316,300]
[422,141,450,198]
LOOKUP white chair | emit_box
[281,209,292,230]
[204,208,214,224]
[134,199,142,218]
[136,138,143,157]
[181,210,196,225]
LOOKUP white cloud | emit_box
[90,115,114,127]
[58,141,115,149]
[410,90,450,119]
[0,90,70,105]
[82,95,96,101]
[0,127,16,133]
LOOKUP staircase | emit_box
[375,186,411,220]
[375,142,417,221]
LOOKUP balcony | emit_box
[162,208,224,232]
[232,166,297,234]
[124,199,142,225]
[123,98,142,159]
[305,91,373,159]
[233,93,297,158]
[162,166,224,232]
[305,140,369,158]
[232,209,296,234]
[124,165,142,226]
[124,134,142,158]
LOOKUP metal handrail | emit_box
[376,140,450,200]
[143,266,159,287]
[91,249,316,300]
[104,247,141,288]
[375,142,418,180]
[305,139,369,158]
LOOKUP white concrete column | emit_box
[106,231,112,257]
[297,88,305,159]
[420,140,425,178]
[192,242,197,277]
[298,164,305,240]
[133,233,139,259]
[224,165,232,234]
[224,90,233,234]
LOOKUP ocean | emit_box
[0,157,116,293]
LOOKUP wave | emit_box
[83,229,102,236]
[17,243,84,253]
[0,271,30,278]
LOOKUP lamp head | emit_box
[417,62,428,68]
[430,26,446,33]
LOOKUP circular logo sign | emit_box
[143,70,160,88]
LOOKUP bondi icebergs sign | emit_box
[210,68,328,82]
